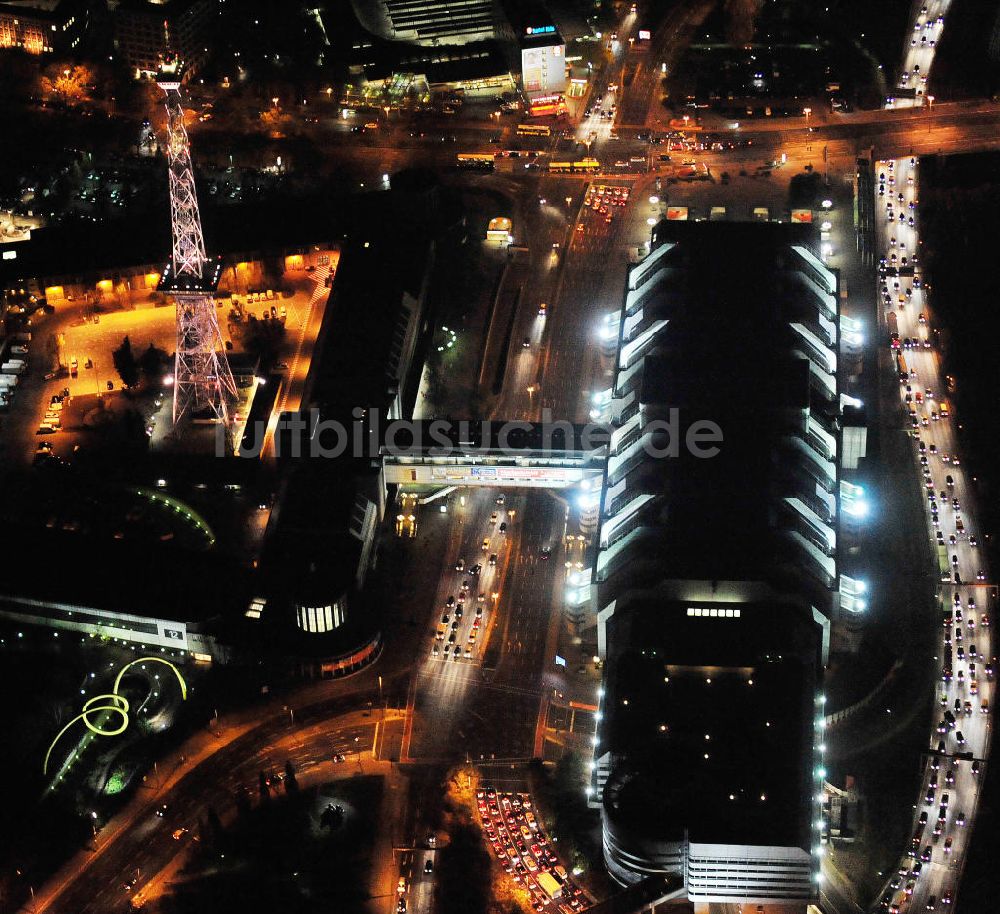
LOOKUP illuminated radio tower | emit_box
[156,56,236,430]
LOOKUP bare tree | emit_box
[724,0,764,46]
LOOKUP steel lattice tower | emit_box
[156,57,236,430]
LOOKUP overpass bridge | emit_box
[381,420,610,488]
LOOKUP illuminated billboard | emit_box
[521,42,566,95]
[529,93,567,117]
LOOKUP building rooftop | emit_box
[596,221,834,877]
[0,528,249,625]
[502,0,563,48]
[306,234,430,425]
[604,221,834,583]
[602,598,819,849]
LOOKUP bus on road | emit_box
[517,123,551,137]
[938,545,952,583]
[456,153,495,171]
[536,871,562,899]
[548,158,600,175]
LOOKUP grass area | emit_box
[164,777,382,914]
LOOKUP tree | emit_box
[244,315,286,370]
[112,336,140,388]
[120,408,150,453]
[138,343,170,386]
[724,0,764,47]
[789,171,823,209]
[39,63,92,107]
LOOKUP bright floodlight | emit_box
[844,499,869,519]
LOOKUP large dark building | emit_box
[255,189,440,678]
[590,222,841,905]
[112,0,218,76]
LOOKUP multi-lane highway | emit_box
[871,153,994,914]
[865,1,994,910]
[893,1,952,105]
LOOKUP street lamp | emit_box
[927,94,935,110]
[803,106,812,121]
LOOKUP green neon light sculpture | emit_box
[43,657,188,776]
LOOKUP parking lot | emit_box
[0,251,334,468]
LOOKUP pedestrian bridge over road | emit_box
[381,420,610,488]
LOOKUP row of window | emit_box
[687,607,742,618]
[296,603,345,634]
